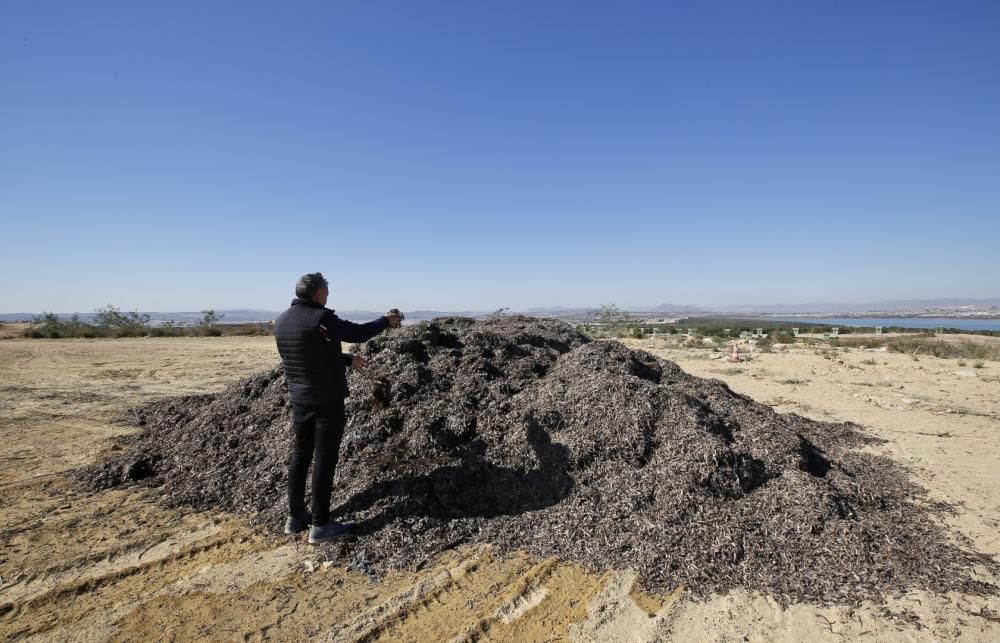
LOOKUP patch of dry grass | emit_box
[886,338,1000,361]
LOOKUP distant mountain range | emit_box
[649,303,707,313]
[2,297,999,324]
[645,298,1000,315]
[0,308,480,324]
[708,298,1000,314]
[0,309,282,325]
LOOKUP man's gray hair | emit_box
[295,272,329,299]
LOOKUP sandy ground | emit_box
[1,335,998,641]
[0,323,29,340]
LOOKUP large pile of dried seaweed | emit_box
[82,316,996,603]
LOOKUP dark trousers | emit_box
[287,400,346,525]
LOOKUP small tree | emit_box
[150,320,186,337]
[197,309,225,336]
[63,313,91,337]
[590,303,631,333]
[28,312,97,338]
[93,304,150,336]
[32,311,62,336]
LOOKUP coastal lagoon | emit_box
[772,317,1000,332]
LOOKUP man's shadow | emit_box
[333,417,572,536]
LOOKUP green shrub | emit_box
[26,311,98,338]
[195,309,225,336]
[32,311,62,336]
[771,330,796,344]
[94,304,150,332]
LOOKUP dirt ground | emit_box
[0,323,29,341]
[1,335,998,641]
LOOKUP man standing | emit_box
[274,272,402,543]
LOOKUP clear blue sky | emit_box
[2,1,998,313]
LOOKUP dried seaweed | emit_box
[80,316,998,604]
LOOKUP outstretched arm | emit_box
[325,312,390,344]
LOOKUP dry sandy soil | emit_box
[1,334,998,641]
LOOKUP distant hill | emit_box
[0,309,282,324]
[650,303,707,313]
[713,298,1000,314]
[0,308,482,325]
[0,313,34,322]
[3,297,999,324]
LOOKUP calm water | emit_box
[771,317,1000,332]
